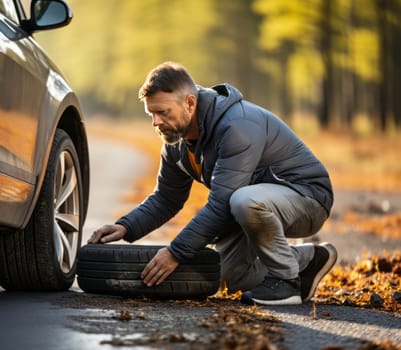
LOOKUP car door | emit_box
[0,0,46,228]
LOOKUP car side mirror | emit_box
[21,0,72,34]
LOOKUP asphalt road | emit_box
[0,136,149,350]
[1,135,401,350]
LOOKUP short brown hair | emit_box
[138,62,197,100]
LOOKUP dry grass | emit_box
[301,131,401,193]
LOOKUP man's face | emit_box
[144,91,193,144]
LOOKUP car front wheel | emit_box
[0,129,83,291]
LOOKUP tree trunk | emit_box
[376,0,389,131]
[318,0,333,129]
[390,1,401,129]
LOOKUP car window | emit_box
[0,0,19,22]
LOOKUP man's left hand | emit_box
[141,247,179,287]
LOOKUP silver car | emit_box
[0,0,89,290]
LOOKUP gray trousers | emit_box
[216,183,328,292]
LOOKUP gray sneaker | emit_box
[300,242,338,302]
[241,276,302,306]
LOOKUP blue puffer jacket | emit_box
[117,84,333,261]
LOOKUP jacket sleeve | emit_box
[117,145,193,242]
[168,118,266,261]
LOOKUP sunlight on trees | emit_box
[35,0,401,132]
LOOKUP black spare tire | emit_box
[76,244,221,299]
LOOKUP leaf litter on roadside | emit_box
[101,298,283,350]
[196,301,283,350]
[315,250,401,313]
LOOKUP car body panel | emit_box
[0,0,89,230]
[0,12,43,227]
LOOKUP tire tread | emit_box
[77,244,221,299]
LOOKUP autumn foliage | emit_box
[315,251,401,313]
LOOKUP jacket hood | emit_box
[194,83,243,161]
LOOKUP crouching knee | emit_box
[230,187,253,221]
[230,187,268,224]
[230,187,281,234]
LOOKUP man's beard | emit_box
[157,125,189,145]
[157,118,191,145]
[158,129,181,144]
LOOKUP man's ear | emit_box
[185,94,197,114]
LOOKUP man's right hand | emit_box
[87,224,127,244]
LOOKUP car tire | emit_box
[0,129,83,291]
[76,244,221,299]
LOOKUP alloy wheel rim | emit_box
[53,150,80,273]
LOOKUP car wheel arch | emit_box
[57,106,90,222]
[22,101,89,230]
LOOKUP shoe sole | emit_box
[303,242,338,302]
[251,295,302,306]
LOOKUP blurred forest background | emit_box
[36,0,401,133]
